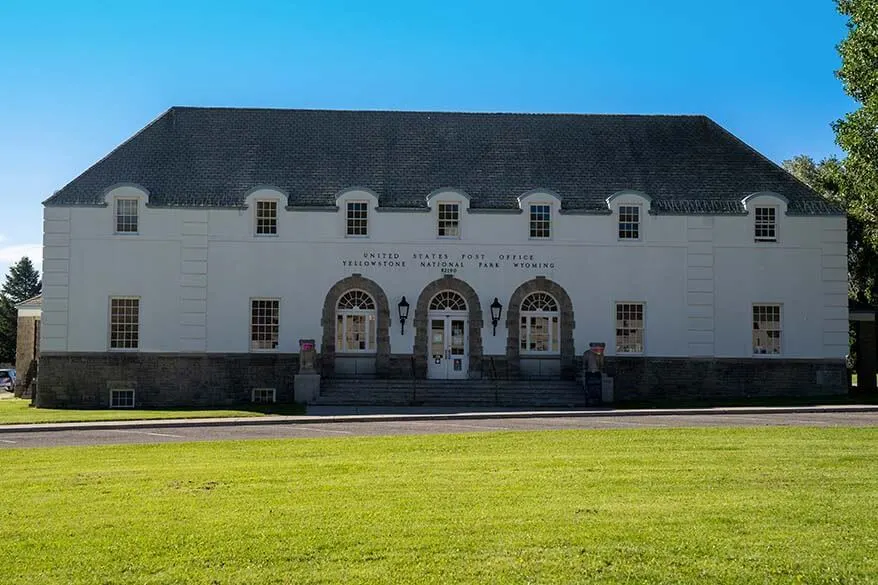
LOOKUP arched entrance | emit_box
[506,276,576,379]
[426,291,469,379]
[321,274,390,377]
[413,276,483,379]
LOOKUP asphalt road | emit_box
[0,410,875,449]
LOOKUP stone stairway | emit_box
[315,378,594,407]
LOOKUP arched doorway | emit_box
[321,274,390,377]
[427,291,469,379]
[506,276,575,379]
[413,276,483,379]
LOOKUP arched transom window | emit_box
[336,290,376,353]
[429,291,467,312]
[520,292,559,354]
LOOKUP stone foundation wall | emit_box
[37,353,300,408]
[14,316,38,397]
[601,357,848,402]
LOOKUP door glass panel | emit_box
[551,316,559,352]
[431,319,445,360]
[520,316,528,351]
[531,316,549,351]
[367,315,376,351]
[450,320,465,356]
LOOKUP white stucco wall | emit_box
[40,187,848,360]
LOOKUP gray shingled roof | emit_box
[43,107,842,215]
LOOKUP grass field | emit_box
[0,398,303,425]
[1,427,876,584]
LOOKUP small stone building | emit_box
[14,294,41,398]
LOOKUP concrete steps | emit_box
[315,378,591,407]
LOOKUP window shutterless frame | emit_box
[614,301,645,354]
[250,298,280,351]
[345,201,369,237]
[254,200,279,236]
[114,198,139,234]
[752,303,782,355]
[754,206,778,243]
[108,297,140,351]
[528,203,552,239]
[437,202,461,238]
[617,205,641,241]
[109,389,135,408]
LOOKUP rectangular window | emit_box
[615,303,644,353]
[251,299,280,350]
[618,205,640,240]
[529,204,551,239]
[109,297,139,349]
[110,389,135,409]
[755,207,777,242]
[346,201,369,236]
[437,203,460,237]
[115,199,138,233]
[753,304,782,355]
[255,200,278,235]
[251,388,277,403]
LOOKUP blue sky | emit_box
[0,0,855,277]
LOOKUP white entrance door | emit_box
[427,313,468,379]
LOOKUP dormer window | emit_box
[346,201,369,237]
[755,206,777,242]
[529,204,551,239]
[115,198,138,234]
[438,202,460,238]
[618,205,640,240]
[255,200,278,235]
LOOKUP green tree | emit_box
[833,0,878,248]
[0,257,42,364]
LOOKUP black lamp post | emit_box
[398,296,410,335]
[490,297,503,336]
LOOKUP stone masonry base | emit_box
[36,353,300,409]
[34,352,847,408]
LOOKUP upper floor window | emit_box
[251,298,280,351]
[615,302,644,353]
[754,206,777,242]
[753,304,782,355]
[618,205,640,240]
[438,203,460,238]
[109,297,139,350]
[115,199,138,234]
[255,200,278,235]
[346,201,369,237]
[529,204,551,239]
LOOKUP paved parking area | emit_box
[0,410,875,449]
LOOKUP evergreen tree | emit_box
[0,257,42,364]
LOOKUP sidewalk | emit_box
[1,403,876,434]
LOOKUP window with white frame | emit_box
[251,388,277,403]
[255,200,278,235]
[618,205,640,240]
[336,290,377,352]
[346,201,369,236]
[753,304,782,354]
[519,292,560,354]
[437,202,460,237]
[251,299,280,350]
[115,198,138,233]
[109,297,139,349]
[615,303,644,353]
[110,389,135,408]
[754,206,777,242]
[529,204,551,239]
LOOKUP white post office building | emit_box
[36,107,848,408]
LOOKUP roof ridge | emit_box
[168,105,709,118]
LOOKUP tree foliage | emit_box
[783,156,877,303]
[0,257,42,364]
[833,0,878,246]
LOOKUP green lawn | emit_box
[0,427,876,584]
[0,398,303,425]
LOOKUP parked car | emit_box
[0,368,16,392]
